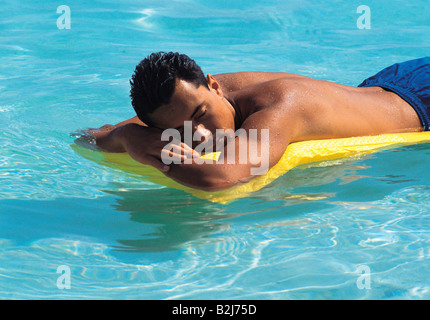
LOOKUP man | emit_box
[88,52,429,191]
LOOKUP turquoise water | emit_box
[1,0,429,299]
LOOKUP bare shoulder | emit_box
[236,76,317,112]
[233,78,310,144]
[214,71,309,93]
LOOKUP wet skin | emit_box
[90,71,423,191]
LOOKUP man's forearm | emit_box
[93,123,173,173]
[164,155,256,191]
[93,126,127,153]
[165,162,232,191]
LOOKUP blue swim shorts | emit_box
[358,57,430,130]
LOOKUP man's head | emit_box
[130,52,236,149]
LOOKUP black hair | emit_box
[129,51,209,126]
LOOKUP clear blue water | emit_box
[1,0,429,299]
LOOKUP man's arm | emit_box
[90,120,199,172]
[160,80,305,191]
[88,81,303,190]
[95,106,296,191]
[88,116,146,152]
[163,107,300,191]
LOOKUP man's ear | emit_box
[206,74,223,97]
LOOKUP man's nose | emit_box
[193,123,212,141]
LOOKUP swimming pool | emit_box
[1,0,429,299]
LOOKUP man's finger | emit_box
[169,142,199,158]
[169,144,196,159]
[161,149,187,163]
[180,142,200,158]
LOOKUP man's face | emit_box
[148,77,236,150]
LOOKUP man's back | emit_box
[214,72,423,143]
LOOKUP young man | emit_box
[88,52,429,191]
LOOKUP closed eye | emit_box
[197,108,207,119]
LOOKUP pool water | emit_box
[1,0,429,299]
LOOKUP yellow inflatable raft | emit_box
[72,132,430,204]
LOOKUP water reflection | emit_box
[76,144,430,253]
[103,157,372,253]
[104,186,232,252]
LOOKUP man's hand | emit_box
[161,139,200,166]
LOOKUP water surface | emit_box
[1,0,429,299]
